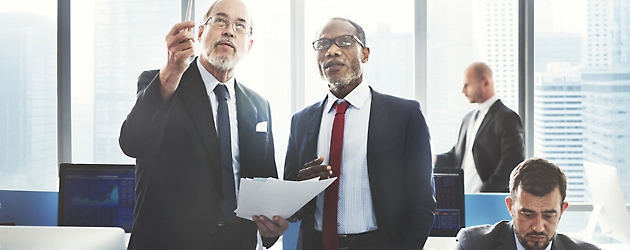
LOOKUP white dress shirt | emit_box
[313,82,378,234]
[197,59,241,195]
[462,95,499,193]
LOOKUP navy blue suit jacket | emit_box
[435,100,524,192]
[119,58,278,249]
[284,87,436,250]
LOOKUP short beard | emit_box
[208,38,241,71]
[325,65,362,91]
[516,232,551,250]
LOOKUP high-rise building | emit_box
[582,0,630,202]
[474,0,519,111]
[0,12,57,190]
[534,33,582,72]
[534,64,586,201]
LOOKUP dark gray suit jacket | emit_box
[119,58,278,249]
[435,100,524,192]
[284,88,437,250]
[455,220,601,250]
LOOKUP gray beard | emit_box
[327,68,361,90]
[208,53,239,71]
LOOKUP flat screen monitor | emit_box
[0,225,125,250]
[583,161,630,245]
[430,168,465,237]
[58,163,135,233]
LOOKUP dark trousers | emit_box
[311,230,384,250]
[211,221,257,250]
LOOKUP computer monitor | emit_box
[58,163,135,233]
[0,225,125,250]
[430,168,465,237]
[583,161,630,245]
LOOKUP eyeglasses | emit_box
[312,35,365,51]
[203,15,252,35]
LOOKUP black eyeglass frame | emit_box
[203,15,253,35]
[312,35,365,51]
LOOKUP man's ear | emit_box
[361,47,370,63]
[198,25,205,42]
[505,196,514,216]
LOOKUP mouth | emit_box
[526,234,548,243]
[215,40,234,49]
[324,60,345,71]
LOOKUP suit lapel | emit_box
[475,99,503,139]
[306,97,327,160]
[234,80,257,174]
[179,59,221,177]
[496,221,517,250]
[366,88,387,156]
[550,234,565,250]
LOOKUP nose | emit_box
[531,217,545,233]
[221,23,235,37]
[325,43,342,58]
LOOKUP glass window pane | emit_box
[534,0,630,203]
[71,0,180,164]
[0,0,58,191]
[303,0,415,106]
[427,0,519,154]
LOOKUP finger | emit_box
[303,156,324,169]
[167,21,196,37]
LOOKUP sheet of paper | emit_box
[235,177,336,221]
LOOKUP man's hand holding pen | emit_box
[297,156,333,181]
[158,21,196,102]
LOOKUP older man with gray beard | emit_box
[119,0,288,249]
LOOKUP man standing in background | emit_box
[435,62,524,193]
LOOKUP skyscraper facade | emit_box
[0,12,57,190]
[582,0,630,202]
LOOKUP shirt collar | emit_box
[324,82,370,113]
[477,94,499,115]
[197,58,236,99]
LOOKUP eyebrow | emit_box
[213,12,248,23]
[521,208,558,214]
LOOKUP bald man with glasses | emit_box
[284,17,436,250]
[119,0,288,249]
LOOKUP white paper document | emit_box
[235,177,336,221]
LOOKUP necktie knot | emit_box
[334,101,350,115]
[214,84,229,101]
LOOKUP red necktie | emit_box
[323,101,350,250]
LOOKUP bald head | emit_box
[462,62,495,104]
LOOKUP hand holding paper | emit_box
[235,177,336,221]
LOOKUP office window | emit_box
[427,0,519,154]
[70,0,291,171]
[0,0,58,191]
[534,0,630,244]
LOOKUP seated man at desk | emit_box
[455,158,600,250]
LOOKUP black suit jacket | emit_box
[284,88,437,250]
[435,100,524,192]
[455,220,601,250]
[119,58,278,249]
